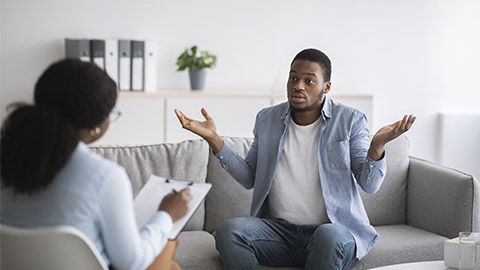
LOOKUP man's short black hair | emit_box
[291,48,331,82]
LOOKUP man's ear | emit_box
[324,81,332,94]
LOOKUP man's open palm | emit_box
[175,108,217,139]
[372,114,416,146]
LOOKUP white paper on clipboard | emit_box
[134,174,212,240]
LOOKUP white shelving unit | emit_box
[93,91,373,146]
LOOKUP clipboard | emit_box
[133,174,212,240]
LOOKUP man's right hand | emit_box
[158,188,192,223]
[174,108,224,153]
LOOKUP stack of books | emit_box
[65,38,157,92]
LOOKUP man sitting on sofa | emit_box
[174,48,416,270]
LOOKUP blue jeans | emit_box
[215,217,357,270]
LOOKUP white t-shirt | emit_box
[269,115,330,225]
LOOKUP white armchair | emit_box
[0,224,108,270]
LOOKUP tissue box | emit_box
[444,237,480,269]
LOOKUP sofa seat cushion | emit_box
[90,139,209,231]
[352,224,447,270]
[176,231,302,270]
[176,225,446,270]
[175,231,222,270]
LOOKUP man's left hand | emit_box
[368,114,416,160]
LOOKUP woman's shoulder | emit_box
[79,143,122,169]
[58,142,128,188]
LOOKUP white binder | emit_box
[104,39,118,85]
[118,40,131,91]
[144,40,157,93]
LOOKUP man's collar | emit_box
[281,102,290,120]
[322,96,332,119]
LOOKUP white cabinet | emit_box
[165,97,271,143]
[92,91,373,146]
[93,97,165,146]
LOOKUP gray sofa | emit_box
[90,136,479,270]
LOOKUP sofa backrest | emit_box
[90,140,209,231]
[90,135,410,233]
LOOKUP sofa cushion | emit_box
[90,139,209,231]
[175,231,223,270]
[175,226,446,270]
[204,137,254,233]
[359,135,410,226]
[352,225,447,269]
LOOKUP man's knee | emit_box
[215,217,254,249]
[309,223,355,251]
[216,218,245,238]
[306,224,357,269]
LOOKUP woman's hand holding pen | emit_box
[158,188,192,223]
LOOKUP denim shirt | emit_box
[214,97,386,259]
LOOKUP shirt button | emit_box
[370,164,374,168]
[220,156,224,159]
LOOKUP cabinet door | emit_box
[166,98,271,143]
[92,98,165,146]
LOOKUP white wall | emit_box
[439,113,480,181]
[1,0,480,176]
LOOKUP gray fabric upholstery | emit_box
[407,157,478,238]
[352,225,446,270]
[204,137,254,233]
[359,136,410,226]
[90,136,478,270]
[473,176,480,233]
[177,225,447,270]
[90,140,209,231]
[175,231,222,270]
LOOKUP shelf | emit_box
[118,90,373,100]
[92,90,374,146]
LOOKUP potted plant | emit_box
[176,45,217,90]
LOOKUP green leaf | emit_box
[175,45,217,72]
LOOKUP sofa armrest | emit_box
[407,157,479,238]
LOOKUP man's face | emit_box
[287,60,331,113]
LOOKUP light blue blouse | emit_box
[1,142,172,270]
